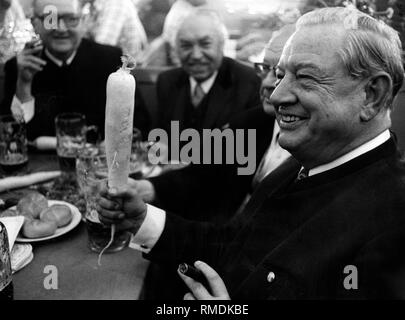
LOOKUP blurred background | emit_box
[12,0,404,64]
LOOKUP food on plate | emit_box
[22,219,58,239]
[0,208,19,218]
[40,205,72,228]
[17,192,48,219]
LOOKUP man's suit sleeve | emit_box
[0,58,17,115]
[149,162,236,219]
[143,210,242,268]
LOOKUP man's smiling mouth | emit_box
[278,110,308,127]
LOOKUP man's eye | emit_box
[297,74,315,80]
[276,73,284,80]
[180,44,192,50]
[200,42,211,48]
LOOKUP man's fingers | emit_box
[19,61,44,72]
[24,55,47,66]
[183,293,196,300]
[98,180,110,197]
[21,46,43,56]
[98,197,120,211]
[97,206,124,221]
[178,269,211,300]
[194,261,229,298]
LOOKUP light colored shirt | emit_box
[91,0,148,60]
[189,71,218,96]
[44,49,77,67]
[252,121,291,187]
[129,130,392,254]
[11,50,77,124]
[308,130,390,177]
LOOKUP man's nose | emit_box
[190,45,204,59]
[261,72,276,91]
[57,19,69,32]
[270,75,296,107]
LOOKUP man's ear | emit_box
[361,72,392,121]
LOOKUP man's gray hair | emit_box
[176,8,228,45]
[297,7,404,108]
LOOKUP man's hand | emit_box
[96,181,148,234]
[178,261,231,300]
[128,178,156,203]
[15,45,46,102]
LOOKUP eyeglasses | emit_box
[34,14,82,29]
[254,62,276,78]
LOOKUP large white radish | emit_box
[99,56,136,266]
[105,56,136,190]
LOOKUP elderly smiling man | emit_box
[156,9,261,136]
[98,7,405,299]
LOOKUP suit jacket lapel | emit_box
[203,59,232,128]
[173,73,190,127]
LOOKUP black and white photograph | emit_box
[1,0,405,307]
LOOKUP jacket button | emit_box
[267,272,276,283]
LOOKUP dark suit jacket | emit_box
[143,107,274,300]
[145,137,405,299]
[0,39,150,140]
[156,57,261,134]
[149,107,274,222]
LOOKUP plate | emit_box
[15,200,82,243]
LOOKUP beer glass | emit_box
[0,115,28,174]
[55,113,98,173]
[76,150,130,253]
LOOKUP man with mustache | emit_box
[0,0,149,141]
[156,9,261,138]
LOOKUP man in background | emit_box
[0,0,149,141]
[157,9,261,139]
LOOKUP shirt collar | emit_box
[45,49,77,67]
[308,130,391,177]
[189,71,218,95]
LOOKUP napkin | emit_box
[0,171,61,193]
[0,216,25,250]
[11,244,33,274]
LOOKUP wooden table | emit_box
[1,152,150,300]
[13,223,149,300]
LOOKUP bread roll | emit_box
[22,218,57,239]
[40,205,72,228]
[17,192,48,219]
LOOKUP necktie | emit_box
[61,60,68,68]
[191,83,205,108]
[297,167,309,180]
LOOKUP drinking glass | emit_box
[0,115,28,174]
[76,149,130,253]
[55,113,98,173]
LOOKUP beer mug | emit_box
[0,115,28,174]
[55,113,98,172]
[76,150,130,253]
